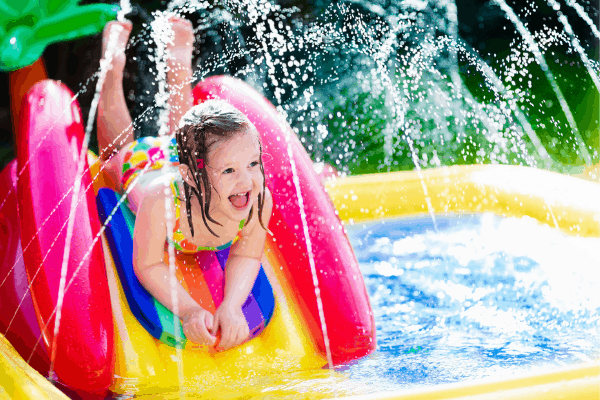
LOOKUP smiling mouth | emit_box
[228,192,250,209]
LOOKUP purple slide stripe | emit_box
[241,293,265,334]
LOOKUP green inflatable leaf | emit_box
[0,0,119,72]
[0,0,36,19]
[43,0,78,16]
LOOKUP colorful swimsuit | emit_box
[168,180,245,253]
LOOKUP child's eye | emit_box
[249,160,259,167]
[223,168,234,174]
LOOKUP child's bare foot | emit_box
[101,20,133,74]
[166,17,194,69]
[166,16,194,134]
[98,21,135,161]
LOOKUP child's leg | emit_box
[166,17,195,135]
[98,20,134,162]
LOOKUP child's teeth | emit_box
[229,192,249,208]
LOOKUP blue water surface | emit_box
[341,213,600,391]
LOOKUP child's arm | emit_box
[211,190,274,351]
[133,185,216,345]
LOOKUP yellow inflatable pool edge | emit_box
[324,164,600,237]
[0,334,69,399]
[333,361,600,400]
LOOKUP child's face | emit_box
[206,131,263,221]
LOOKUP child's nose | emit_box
[238,169,253,187]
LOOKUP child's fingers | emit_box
[183,321,203,344]
[229,329,241,350]
[216,326,227,350]
[197,321,216,345]
[213,335,221,350]
[188,319,213,345]
[189,325,205,344]
[235,326,248,347]
[204,311,214,332]
[228,327,239,350]
[236,326,248,347]
[219,326,233,350]
[211,313,219,337]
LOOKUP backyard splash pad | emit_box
[1,0,600,398]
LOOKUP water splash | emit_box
[546,0,600,93]
[493,0,592,166]
[150,12,173,138]
[285,126,335,370]
[162,159,186,399]
[118,0,132,22]
[455,38,553,169]
[247,0,336,368]
[345,214,600,389]
[151,12,186,396]
[26,157,164,364]
[566,0,600,40]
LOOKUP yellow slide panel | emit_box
[104,235,327,397]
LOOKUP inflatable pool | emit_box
[323,167,600,399]
[1,78,599,398]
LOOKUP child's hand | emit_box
[211,302,249,351]
[181,308,217,346]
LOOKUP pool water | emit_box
[340,213,600,393]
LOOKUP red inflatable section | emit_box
[0,160,50,374]
[193,77,376,364]
[16,80,113,395]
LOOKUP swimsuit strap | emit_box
[168,180,245,253]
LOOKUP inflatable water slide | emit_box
[0,77,374,398]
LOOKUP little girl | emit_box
[98,20,273,351]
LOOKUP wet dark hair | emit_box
[175,100,267,237]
